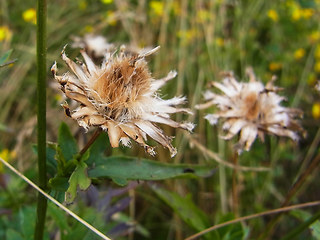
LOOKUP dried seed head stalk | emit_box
[196,68,305,154]
[52,45,194,157]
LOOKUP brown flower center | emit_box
[244,92,260,121]
[92,57,151,121]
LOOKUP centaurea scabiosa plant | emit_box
[196,68,305,154]
[52,45,194,157]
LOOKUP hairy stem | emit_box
[34,0,47,239]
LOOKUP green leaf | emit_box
[88,156,215,184]
[65,161,91,203]
[58,122,78,162]
[151,184,217,240]
[47,202,71,234]
[49,176,69,191]
[86,132,108,165]
[5,229,23,240]
[19,206,36,240]
[216,213,247,240]
[0,49,12,65]
[282,209,320,240]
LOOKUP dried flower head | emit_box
[71,34,114,58]
[196,68,305,153]
[52,45,194,157]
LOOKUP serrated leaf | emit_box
[65,161,91,203]
[58,122,78,162]
[88,156,216,184]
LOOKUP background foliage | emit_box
[0,0,320,239]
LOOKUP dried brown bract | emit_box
[52,45,194,157]
[196,68,305,153]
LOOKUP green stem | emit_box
[35,0,47,239]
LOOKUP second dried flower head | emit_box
[52,45,194,157]
[196,68,305,153]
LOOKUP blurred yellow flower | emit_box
[307,73,316,86]
[172,1,181,16]
[312,102,320,119]
[101,0,113,4]
[314,61,320,73]
[177,29,196,46]
[54,94,63,102]
[294,48,305,60]
[309,31,320,43]
[78,0,87,10]
[197,9,210,23]
[22,8,37,24]
[150,1,164,16]
[0,26,12,42]
[267,9,279,22]
[0,149,14,173]
[301,8,314,19]
[106,10,117,26]
[84,25,93,33]
[215,37,224,47]
[315,44,320,59]
[291,8,302,21]
[269,62,282,71]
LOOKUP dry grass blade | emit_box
[188,136,270,172]
[185,200,320,240]
[0,157,112,240]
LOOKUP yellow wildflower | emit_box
[22,8,37,24]
[101,0,113,4]
[84,25,93,33]
[0,149,10,172]
[314,61,320,73]
[0,26,12,42]
[312,103,320,119]
[177,29,196,46]
[269,62,282,71]
[291,7,302,21]
[78,0,87,10]
[215,37,224,47]
[307,73,316,86]
[302,9,314,19]
[309,31,320,43]
[197,9,210,23]
[267,9,279,22]
[54,94,63,102]
[172,1,181,16]
[315,44,320,59]
[150,1,164,16]
[106,11,117,26]
[294,48,305,60]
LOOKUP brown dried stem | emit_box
[185,200,320,240]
